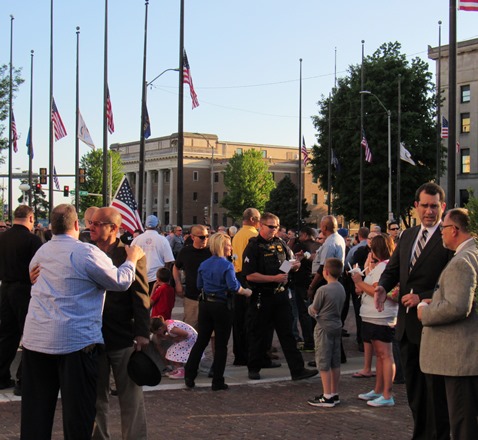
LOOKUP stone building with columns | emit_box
[110,132,328,229]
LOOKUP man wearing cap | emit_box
[132,215,175,294]
[89,207,150,440]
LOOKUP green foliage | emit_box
[16,175,49,220]
[465,190,478,235]
[0,65,25,164]
[310,42,441,225]
[221,149,276,221]
[265,175,310,229]
[79,149,123,215]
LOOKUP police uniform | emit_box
[242,235,307,377]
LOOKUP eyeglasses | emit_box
[89,220,114,228]
[439,224,459,232]
[193,234,209,240]
[262,224,279,230]
[418,203,440,210]
[389,227,399,231]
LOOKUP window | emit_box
[213,213,218,228]
[214,172,219,183]
[461,85,471,103]
[164,170,170,183]
[324,192,328,204]
[223,192,227,200]
[236,148,243,155]
[222,214,228,226]
[193,171,199,181]
[460,189,470,207]
[153,172,158,183]
[461,113,470,133]
[192,215,198,224]
[312,193,318,205]
[261,150,267,158]
[312,175,318,184]
[193,192,198,201]
[461,148,470,174]
[213,192,219,204]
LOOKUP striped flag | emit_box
[26,127,33,158]
[52,98,67,141]
[183,50,199,109]
[361,129,372,163]
[106,86,115,134]
[53,166,60,190]
[459,1,478,11]
[11,111,18,153]
[441,116,449,139]
[111,176,144,234]
[301,137,309,165]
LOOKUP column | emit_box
[146,170,153,217]
[157,169,164,225]
[169,168,175,225]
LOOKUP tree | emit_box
[221,149,275,221]
[0,65,24,164]
[79,149,124,215]
[16,175,49,220]
[265,175,310,229]
[310,42,440,226]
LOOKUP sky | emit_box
[1,0,478,204]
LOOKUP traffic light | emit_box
[63,185,70,197]
[39,167,47,185]
[35,183,42,194]
[79,168,86,184]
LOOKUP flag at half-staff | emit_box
[111,176,144,234]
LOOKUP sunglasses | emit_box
[193,234,209,240]
[262,224,279,230]
[89,220,114,227]
[389,227,399,231]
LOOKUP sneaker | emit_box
[307,395,336,408]
[332,394,340,405]
[358,390,382,401]
[169,368,185,380]
[367,395,395,407]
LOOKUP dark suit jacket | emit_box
[378,225,453,344]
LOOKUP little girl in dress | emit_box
[150,316,197,380]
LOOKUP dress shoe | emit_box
[307,360,317,367]
[292,368,318,381]
[13,383,22,397]
[248,371,261,380]
[184,377,195,389]
[262,361,281,369]
[211,383,229,391]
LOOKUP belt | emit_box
[203,294,227,303]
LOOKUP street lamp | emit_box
[19,183,30,205]
[360,91,393,222]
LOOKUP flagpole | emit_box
[359,40,365,225]
[177,0,185,227]
[297,58,302,232]
[447,0,457,208]
[49,0,54,217]
[75,26,80,211]
[28,50,34,206]
[138,0,149,220]
[102,0,109,206]
[436,20,442,184]
[396,74,401,221]
[8,15,14,221]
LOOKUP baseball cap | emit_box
[145,215,159,228]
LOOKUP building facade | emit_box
[429,37,478,206]
[111,132,328,229]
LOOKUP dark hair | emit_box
[51,204,77,235]
[324,258,343,279]
[150,316,166,333]
[13,205,33,219]
[299,226,315,238]
[415,182,445,203]
[156,267,171,283]
[447,208,470,233]
[358,227,369,239]
[370,233,395,261]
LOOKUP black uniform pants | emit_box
[247,290,304,375]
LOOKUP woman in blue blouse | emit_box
[184,233,251,390]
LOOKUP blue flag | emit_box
[26,127,34,158]
[143,103,151,139]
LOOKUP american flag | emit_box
[441,116,449,139]
[52,98,67,141]
[26,127,34,158]
[361,129,372,163]
[111,177,144,234]
[53,166,60,190]
[106,86,115,134]
[301,137,309,165]
[11,111,18,153]
[183,50,199,109]
[459,1,478,11]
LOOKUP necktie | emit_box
[410,229,428,272]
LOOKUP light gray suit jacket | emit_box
[420,238,478,376]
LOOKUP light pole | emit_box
[360,90,393,221]
[19,183,30,205]
[194,133,215,226]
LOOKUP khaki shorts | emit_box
[183,297,199,330]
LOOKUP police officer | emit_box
[242,212,318,381]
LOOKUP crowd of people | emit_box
[0,180,477,439]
